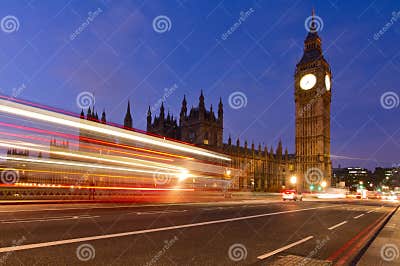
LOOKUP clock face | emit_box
[325,74,331,91]
[299,74,317,90]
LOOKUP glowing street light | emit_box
[178,169,189,182]
[225,169,232,177]
[290,176,297,185]
[321,181,327,188]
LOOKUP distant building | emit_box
[332,167,371,191]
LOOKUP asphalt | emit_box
[0,199,398,266]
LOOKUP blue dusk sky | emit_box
[0,0,399,170]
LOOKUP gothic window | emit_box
[189,131,195,142]
[203,132,209,145]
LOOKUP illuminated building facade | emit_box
[77,12,332,193]
[146,92,296,192]
[294,12,332,191]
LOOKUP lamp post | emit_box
[290,176,297,189]
[321,180,327,191]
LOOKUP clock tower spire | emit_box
[295,9,332,191]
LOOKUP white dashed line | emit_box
[0,205,336,253]
[328,221,348,230]
[1,215,99,224]
[353,214,365,219]
[257,236,314,260]
[135,210,187,215]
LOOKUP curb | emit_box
[350,205,399,265]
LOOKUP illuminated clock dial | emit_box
[300,74,316,90]
[325,74,331,91]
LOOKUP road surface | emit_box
[0,199,397,265]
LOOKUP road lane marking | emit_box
[0,205,338,253]
[201,207,235,211]
[366,210,374,213]
[328,221,348,230]
[353,214,364,219]
[135,210,187,215]
[257,236,314,260]
[1,215,99,224]
[0,215,85,222]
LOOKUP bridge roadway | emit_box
[0,198,397,265]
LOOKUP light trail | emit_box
[0,155,183,177]
[0,167,230,185]
[0,121,192,160]
[0,183,194,192]
[0,99,231,161]
[0,140,185,173]
[0,131,174,162]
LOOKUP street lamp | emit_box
[178,169,189,182]
[225,169,231,177]
[290,175,297,185]
[321,181,327,188]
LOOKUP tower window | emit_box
[204,132,209,145]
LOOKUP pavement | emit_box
[358,205,400,266]
[0,198,397,265]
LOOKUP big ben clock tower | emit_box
[295,11,332,191]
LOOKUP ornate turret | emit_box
[87,107,92,120]
[218,97,223,124]
[124,101,133,129]
[180,95,187,122]
[160,102,165,121]
[276,140,283,157]
[147,106,152,131]
[101,110,106,124]
[199,90,205,119]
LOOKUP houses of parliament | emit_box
[78,13,332,192]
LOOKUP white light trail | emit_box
[0,99,231,161]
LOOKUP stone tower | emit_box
[294,10,332,191]
[180,91,223,149]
